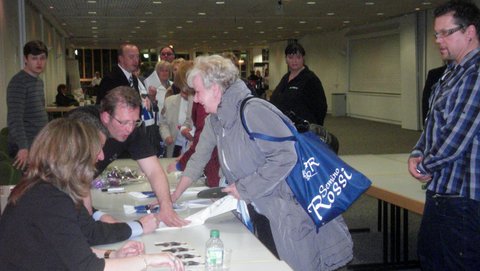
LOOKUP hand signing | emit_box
[139,213,159,234]
[144,253,184,271]
[155,206,190,227]
[114,241,145,258]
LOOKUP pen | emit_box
[101,187,125,193]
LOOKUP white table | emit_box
[342,153,425,214]
[92,158,292,271]
[341,153,424,267]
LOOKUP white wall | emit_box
[267,41,288,93]
[0,0,21,129]
[267,10,440,131]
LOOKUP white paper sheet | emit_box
[156,195,238,231]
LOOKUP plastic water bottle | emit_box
[205,229,224,270]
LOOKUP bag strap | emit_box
[240,96,297,142]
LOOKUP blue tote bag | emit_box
[241,97,372,229]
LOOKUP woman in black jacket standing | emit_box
[270,42,328,126]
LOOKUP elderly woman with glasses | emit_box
[172,55,353,271]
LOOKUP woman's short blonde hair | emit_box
[155,60,172,74]
[9,118,102,206]
[187,55,239,92]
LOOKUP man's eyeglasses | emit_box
[110,114,143,128]
[161,52,174,56]
[434,25,464,39]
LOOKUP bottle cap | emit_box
[210,229,220,238]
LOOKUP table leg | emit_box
[395,206,401,262]
[382,201,388,263]
[390,204,396,262]
[377,199,382,232]
[403,209,409,262]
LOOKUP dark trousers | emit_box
[418,190,480,271]
[247,204,279,258]
[172,145,182,158]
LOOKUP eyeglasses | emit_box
[161,52,174,56]
[110,114,143,128]
[434,25,464,39]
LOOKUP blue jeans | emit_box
[418,191,480,270]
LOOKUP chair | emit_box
[0,127,7,136]
[0,161,21,186]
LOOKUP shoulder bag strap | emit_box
[240,96,297,142]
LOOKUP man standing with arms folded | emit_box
[7,40,49,171]
[408,1,480,270]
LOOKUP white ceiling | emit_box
[30,0,445,52]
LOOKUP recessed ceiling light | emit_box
[212,35,217,38]
[377,12,384,16]
[277,26,284,29]
[316,26,323,29]
[62,22,67,26]
[168,31,174,34]
[415,8,420,11]
[237,26,244,30]
[90,20,96,23]
[294,31,300,34]
[259,31,265,34]
[307,1,316,4]
[299,21,306,24]
[93,35,98,38]
[223,31,229,34]
[145,11,153,15]
[216,1,225,4]
[176,26,183,29]
[91,26,98,29]
[87,0,97,3]
[139,20,146,23]
[198,12,206,16]
[343,20,350,24]
[365,1,375,5]
[49,6,54,9]
[88,11,96,15]
[152,1,162,4]
[130,30,136,33]
[422,2,432,5]
[327,12,335,16]
[135,26,141,29]
[255,20,263,24]
[186,20,193,23]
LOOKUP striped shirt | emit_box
[412,48,480,201]
[7,70,48,150]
